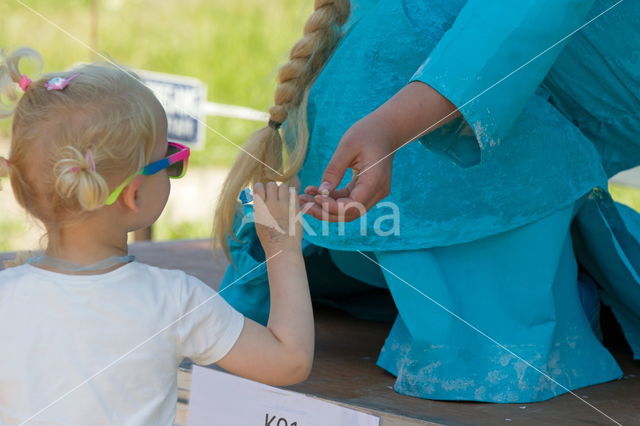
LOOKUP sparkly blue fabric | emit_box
[219,0,640,402]
[299,0,609,251]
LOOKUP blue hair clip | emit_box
[45,73,80,91]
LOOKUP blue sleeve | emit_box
[412,0,596,167]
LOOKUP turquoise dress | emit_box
[219,0,640,402]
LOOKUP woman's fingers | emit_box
[311,176,380,217]
[302,189,383,221]
[301,163,390,222]
[304,185,318,196]
[306,184,351,203]
[302,203,362,222]
[347,168,388,208]
[299,193,315,204]
[326,185,353,199]
[302,195,370,222]
[319,142,355,195]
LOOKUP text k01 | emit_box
[265,413,298,426]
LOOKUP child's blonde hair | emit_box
[0,48,159,231]
[213,0,350,257]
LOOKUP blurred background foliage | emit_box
[0,0,310,251]
[0,0,310,167]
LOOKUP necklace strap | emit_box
[26,255,136,272]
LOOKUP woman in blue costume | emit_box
[213,0,640,403]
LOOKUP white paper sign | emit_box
[187,366,380,426]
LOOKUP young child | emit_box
[0,48,313,425]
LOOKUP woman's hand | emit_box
[300,113,397,222]
[299,81,459,222]
[253,180,302,256]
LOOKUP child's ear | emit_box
[119,177,143,212]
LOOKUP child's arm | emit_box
[216,181,313,386]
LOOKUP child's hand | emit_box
[252,181,302,256]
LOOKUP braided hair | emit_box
[213,0,351,257]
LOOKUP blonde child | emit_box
[0,48,313,425]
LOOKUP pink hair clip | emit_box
[70,149,96,174]
[85,149,96,172]
[44,73,80,91]
[18,74,32,92]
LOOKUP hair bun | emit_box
[54,146,109,211]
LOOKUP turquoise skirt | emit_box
[343,202,620,402]
[220,191,640,402]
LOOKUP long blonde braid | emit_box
[214,0,351,257]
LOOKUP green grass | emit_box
[0,0,309,167]
[0,220,25,252]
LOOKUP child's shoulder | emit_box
[0,264,38,292]
[134,262,217,308]
[133,261,194,279]
[0,262,193,285]
[132,262,209,291]
[0,262,211,295]
[0,264,35,280]
[132,261,188,279]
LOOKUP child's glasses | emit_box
[105,141,190,205]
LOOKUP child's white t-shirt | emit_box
[0,262,245,425]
